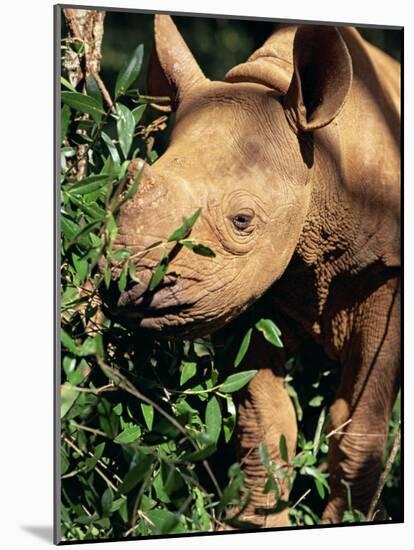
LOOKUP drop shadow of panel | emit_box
[21,525,53,544]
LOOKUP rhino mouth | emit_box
[100,272,195,327]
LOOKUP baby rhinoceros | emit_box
[106,16,401,528]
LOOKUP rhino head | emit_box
[105,16,352,337]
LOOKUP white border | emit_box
[1,0,411,548]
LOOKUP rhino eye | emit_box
[232,213,254,230]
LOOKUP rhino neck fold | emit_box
[272,126,399,351]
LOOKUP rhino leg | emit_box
[323,278,400,524]
[222,331,297,529]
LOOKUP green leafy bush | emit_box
[60,24,401,542]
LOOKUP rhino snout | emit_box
[100,269,194,326]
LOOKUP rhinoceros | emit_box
[104,15,401,527]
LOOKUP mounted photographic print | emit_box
[55,4,402,544]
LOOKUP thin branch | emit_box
[202,461,222,498]
[332,431,386,438]
[63,435,118,491]
[326,418,353,438]
[63,8,83,39]
[90,69,116,113]
[291,488,312,510]
[367,424,400,521]
[97,357,223,498]
[69,420,107,437]
[66,383,115,395]
[127,464,156,536]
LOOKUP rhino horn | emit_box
[147,15,206,110]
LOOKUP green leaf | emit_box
[255,318,283,348]
[148,252,168,291]
[220,370,258,393]
[61,448,70,475]
[79,336,98,356]
[145,508,185,535]
[180,361,197,386]
[264,473,279,495]
[114,425,141,444]
[60,382,80,418]
[86,74,103,108]
[68,173,110,185]
[106,210,117,239]
[118,452,154,493]
[205,396,222,444]
[61,215,80,242]
[191,243,216,257]
[111,248,131,261]
[110,496,127,513]
[309,395,324,407]
[259,443,270,468]
[279,434,289,462]
[141,403,154,430]
[167,208,202,242]
[69,220,101,247]
[314,477,325,499]
[61,329,78,355]
[75,513,99,525]
[223,398,236,442]
[61,91,104,123]
[66,173,110,195]
[113,402,123,416]
[101,131,121,164]
[180,240,215,257]
[118,268,127,292]
[104,266,111,289]
[153,471,171,504]
[286,382,303,422]
[234,328,252,367]
[101,487,113,517]
[61,76,77,92]
[116,103,135,158]
[313,406,327,456]
[291,453,316,468]
[183,443,216,462]
[72,252,88,282]
[61,104,71,143]
[301,466,329,487]
[128,261,140,283]
[69,38,85,55]
[115,44,144,98]
[132,104,147,125]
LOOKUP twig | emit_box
[332,431,386,438]
[66,383,115,395]
[63,8,83,39]
[63,436,118,491]
[291,488,311,510]
[127,465,155,536]
[326,418,353,438]
[96,357,223,498]
[240,445,255,466]
[202,461,222,498]
[69,420,107,437]
[367,424,400,521]
[91,69,116,113]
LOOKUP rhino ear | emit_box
[147,15,205,110]
[284,25,353,132]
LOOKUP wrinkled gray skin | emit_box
[104,17,400,528]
